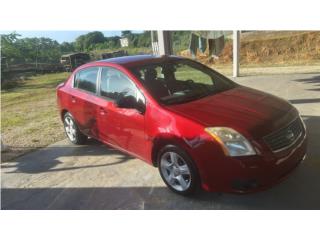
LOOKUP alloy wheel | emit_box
[64,116,76,142]
[160,152,192,192]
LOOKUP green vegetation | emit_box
[172,31,191,53]
[0,31,150,67]
[1,31,191,66]
[174,64,213,84]
[2,30,319,161]
[0,30,189,160]
[1,32,73,64]
[1,72,70,159]
[75,31,154,51]
[73,31,191,53]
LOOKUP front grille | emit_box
[264,118,304,152]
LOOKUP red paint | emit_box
[57,55,307,193]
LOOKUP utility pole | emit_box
[151,31,159,55]
[157,31,173,55]
[35,44,39,71]
[1,136,8,152]
[233,30,240,78]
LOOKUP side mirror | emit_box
[116,94,146,114]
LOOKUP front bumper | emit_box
[195,130,307,193]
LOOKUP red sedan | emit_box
[56,55,307,195]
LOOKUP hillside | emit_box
[180,31,320,66]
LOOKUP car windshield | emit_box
[130,59,236,105]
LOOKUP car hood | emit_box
[165,86,298,139]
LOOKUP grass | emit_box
[91,47,152,59]
[175,68,213,84]
[212,63,320,77]
[1,72,70,160]
[240,31,312,42]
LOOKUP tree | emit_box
[75,31,105,51]
[136,31,151,47]
[1,33,63,64]
[1,32,22,63]
[121,31,132,37]
[60,42,75,53]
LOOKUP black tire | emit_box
[63,112,87,145]
[157,145,200,196]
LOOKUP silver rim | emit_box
[64,116,76,141]
[160,152,191,191]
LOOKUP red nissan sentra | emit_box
[56,55,307,195]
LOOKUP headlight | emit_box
[205,127,256,156]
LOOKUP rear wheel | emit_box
[63,112,87,145]
[157,145,200,195]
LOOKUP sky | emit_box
[0,30,143,43]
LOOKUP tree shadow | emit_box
[289,98,320,104]
[1,71,42,91]
[306,88,320,91]
[2,72,69,91]
[294,75,320,91]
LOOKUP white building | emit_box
[120,37,129,47]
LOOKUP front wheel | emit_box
[157,145,200,196]
[63,112,87,145]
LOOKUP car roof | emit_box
[96,55,185,68]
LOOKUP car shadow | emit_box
[1,116,320,210]
[2,138,134,174]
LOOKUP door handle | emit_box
[71,96,76,103]
[99,107,107,115]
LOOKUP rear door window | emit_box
[74,67,99,93]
